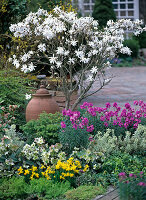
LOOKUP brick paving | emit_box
[82,66,146,108]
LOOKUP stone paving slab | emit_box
[82,66,146,108]
[93,188,119,200]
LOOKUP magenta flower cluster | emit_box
[61,109,94,133]
[80,100,146,129]
[119,171,146,187]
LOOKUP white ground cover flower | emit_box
[9,6,146,110]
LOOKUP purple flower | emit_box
[86,125,94,132]
[137,182,146,186]
[129,173,134,177]
[119,172,126,177]
[134,100,139,105]
[89,136,94,142]
[113,102,118,108]
[61,121,66,128]
[73,123,78,130]
[104,122,108,127]
[62,109,67,116]
[105,102,111,108]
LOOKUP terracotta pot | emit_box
[26,85,60,122]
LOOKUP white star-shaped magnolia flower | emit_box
[13,59,20,68]
[25,93,31,100]
[90,66,98,74]
[38,43,46,52]
[87,75,93,82]
[56,47,64,55]
[49,54,57,64]
[71,40,77,46]
[28,62,36,72]
[21,64,28,73]
[80,56,90,64]
[56,61,62,68]
[68,58,75,64]
[75,50,84,58]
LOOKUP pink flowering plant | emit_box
[79,100,146,136]
[59,109,94,153]
[118,171,146,200]
[0,105,18,135]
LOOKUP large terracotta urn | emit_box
[26,84,60,122]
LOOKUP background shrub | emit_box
[123,39,140,58]
[0,70,34,127]
[22,112,62,145]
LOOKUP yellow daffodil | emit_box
[24,169,30,175]
[32,165,37,172]
[18,166,23,175]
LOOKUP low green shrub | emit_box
[59,125,90,154]
[75,172,108,187]
[65,185,106,200]
[0,176,27,200]
[21,112,62,145]
[26,178,71,199]
[88,125,146,156]
[0,176,71,200]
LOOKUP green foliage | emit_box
[0,176,71,200]
[0,176,27,199]
[123,39,140,58]
[134,31,146,49]
[65,185,106,200]
[102,152,146,181]
[22,112,62,145]
[27,0,66,13]
[0,70,34,126]
[75,172,108,187]
[0,125,25,177]
[59,126,89,154]
[92,0,116,27]
[26,178,71,199]
[0,0,27,33]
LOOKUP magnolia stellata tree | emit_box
[9,6,145,110]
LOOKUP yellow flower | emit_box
[18,166,23,175]
[35,173,39,178]
[60,176,65,180]
[41,164,46,169]
[32,165,37,172]
[24,169,30,175]
[83,165,89,172]
[41,172,45,176]
[69,173,74,177]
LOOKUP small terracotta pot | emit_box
[26,85,60,122]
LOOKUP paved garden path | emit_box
[82,66,146,108]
